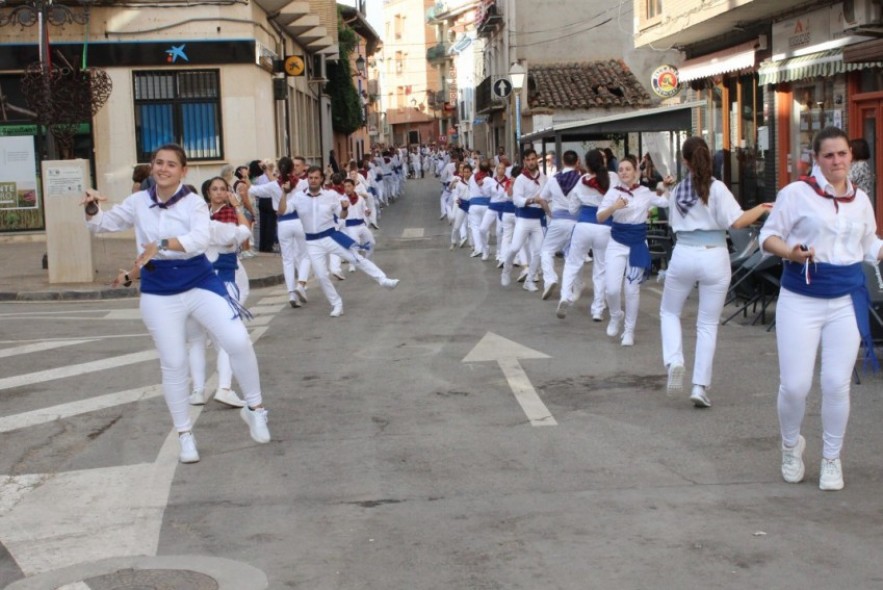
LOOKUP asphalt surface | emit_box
[2,177,883,590]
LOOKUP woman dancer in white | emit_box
[467,161,492,259]
[597,155,669,346]
[341,178,376,258]
[449,163,472,249]
[287,166,399,317]
[83,144,270,463]
[761,126,883,491]
[480,162,513,266]
[660,137,771,407]
[556,149,616,320]
[187,177,252,408]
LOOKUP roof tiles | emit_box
[527,61,652,111]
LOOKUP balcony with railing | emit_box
[477,0,503,37]
[426,43,450,63]
[475,75,505,114]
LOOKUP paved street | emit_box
[2,177,883,589]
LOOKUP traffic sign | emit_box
[492,78,512,99]
[283,55,305,77]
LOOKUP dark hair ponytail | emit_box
[585,149,609,193]
[682,136,712,204]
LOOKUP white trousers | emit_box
[659,245,730,387]
[278,218,311,292]
[307,236,388,308]
[451,207,468,245]
[188,267,250,393]
[142,288,262,433]
[468,205,489,255]
[605,239,642,334]
[561,222,610,316]
[343,223,375,258]
[540,217,576,287]
[479,208,502,259]
[503,218,543,280]
[776,288,860,459]
[440,188,450,217]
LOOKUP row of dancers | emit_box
[82,144,401,463]
[443,130,882,491]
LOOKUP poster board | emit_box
[42,159,94,283]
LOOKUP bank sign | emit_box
[772,2,870,57]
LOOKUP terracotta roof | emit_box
[527,61,652,111]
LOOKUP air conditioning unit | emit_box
[843,0,883,28]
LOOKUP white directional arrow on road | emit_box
[463,332,557,427]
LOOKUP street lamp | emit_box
[509,62,525,159]
[355,53,366,77]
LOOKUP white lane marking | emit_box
[249,304,285,316]
[463,332,557,427]
[0,339,93,359]
[402,227,425,238]
[0,350,158,392]
[56,583,92,590]
[247,314,274,327]
[259,295,290,306]
[0,333,150,344]
[102,309,143,321]
[646,287,664,296]
[0,385,163,434]
[0,294,283,575]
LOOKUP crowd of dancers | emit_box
[436,129,883,492]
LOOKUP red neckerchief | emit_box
[330,184,345,195]
[582,176,602,192]
[347,193,359,206]
[359,168,369,178]
[495,175,509,190]
[474,171,488,184]
[210,204,238,224]
[800,175,855,213]
[614,184,640,197]
[521,169,541,185]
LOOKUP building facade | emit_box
[0,0,340,232]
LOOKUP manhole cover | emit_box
[81,568,219,590]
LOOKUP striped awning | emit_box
[758,49,883,86]
[678,40,759,83]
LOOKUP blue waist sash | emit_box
[376,173,384,180]
[611,222,651,284]
[458,200,471,212]
[368,186,378,196]
[212,252,238,284]
[470,197,491,207]
[551,209,578,222]
[345,218,366,227]
[278,212,299,222]
[676,229,726,248]
[140,254,248,319]
[516,207,545,220]
[305,227,357,249]
[578,205,613,226]
[782,261,879,371]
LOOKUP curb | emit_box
[0,274,285,302]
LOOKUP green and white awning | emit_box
[758,49,883,86]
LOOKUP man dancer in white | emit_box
[501,149,547,292]
[439,151,458,220]
[249,156,310,308]
[538,150,582,300]
[449,163,472,249]
[289,166,399,317]
[480,162,513,266]
[557,149,616,320]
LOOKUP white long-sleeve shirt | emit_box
[289,189,344,234]
[669,179,744,233]
[600,184,669,224]
[760,167,883,264]
[511,170,547,208]
[539,166,580,213]
[86,185,209,258]
[206,219,251,261]
[248,181,285,211]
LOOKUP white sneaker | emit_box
[178,432,200,463]
[621,331,634,346]
[331,271,346,281]
[348,264,357,273]
[523,280,538,292]
[481,253,490,261]
[542,282,558,300]
[240,406,271,444]
[450,243,456,250]
[501,272,511,287]
[591,312,603,322]
[188,388,207,406]
[288,292,302,308]
[330,304,343,317]
[781,435,806,484]
[689,384,711,408]
[214,388,246,408]
[516,269,529,283]
[294,284,308,303]
[459,237,468,248]
[470,250,482,258]
[819,458,844,491]
[606,315,622,337]
[667,363,685,392]
[556,299,571,319]
[496,260,504,269]
[380,278,400,289]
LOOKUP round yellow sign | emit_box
[284,55,305,77]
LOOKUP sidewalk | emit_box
[0,234,284,301]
